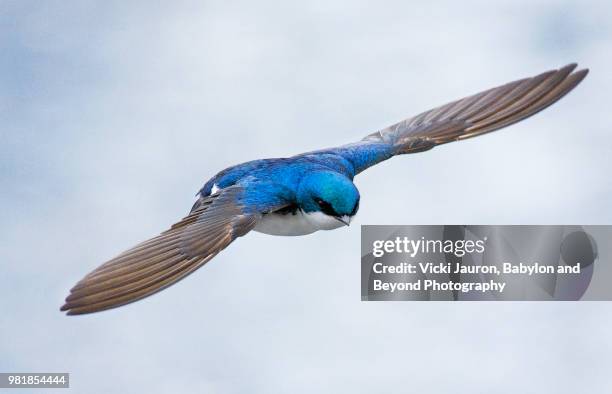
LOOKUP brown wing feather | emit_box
[365,63,588,154]
[61,187,258,315]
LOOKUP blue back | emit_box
[199,141,393,198]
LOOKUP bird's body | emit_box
[194,146,380,235]
[62,64,589,315]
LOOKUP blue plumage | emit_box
[198,141,393,217]
[201,141,393,196]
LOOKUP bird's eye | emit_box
[314,198,336,216]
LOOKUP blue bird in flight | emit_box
[62,64,588,314]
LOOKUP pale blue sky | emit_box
[1,1,611,392]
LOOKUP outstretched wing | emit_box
[319,63,588,175]
[61,186,279,315]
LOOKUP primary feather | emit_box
[61,186,275,314]
[316,63,588,173]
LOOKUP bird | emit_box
[61,63,588,315]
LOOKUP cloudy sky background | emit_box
[2,0,611,392]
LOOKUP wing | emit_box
[318,63,588,175]
[61,186,279,315]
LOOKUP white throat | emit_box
[254,210,351,236]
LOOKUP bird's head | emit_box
[297,171,360,225]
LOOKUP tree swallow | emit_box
[61,64,588,314]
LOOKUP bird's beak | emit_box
[334,215,351,226]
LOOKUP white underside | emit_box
[254,210,351,236]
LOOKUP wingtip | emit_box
[562,62,578,71]
[562,63,589,85]
[576,67,590,77]
[60,298,78,315]
[562,63,589,77]
[60,303,85,316]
